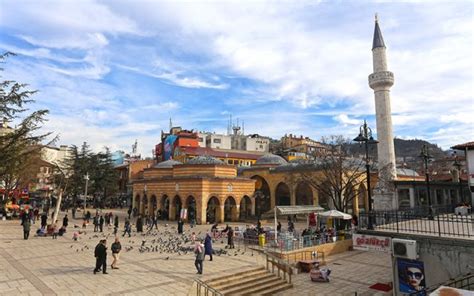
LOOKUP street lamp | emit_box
[84,173,89,210]
[353,120,378,230]
[452,151,464,204]
[420,145,434,219]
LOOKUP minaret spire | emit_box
[368,14,397,210]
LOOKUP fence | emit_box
[192,278,223,296]
[359,205,473,238]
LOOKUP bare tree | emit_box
[285,135,369,213]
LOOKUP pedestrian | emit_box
[52,220,59,239]
[73,231,80,241]
[114,215,119,235]
[111,237,122,269]
[177,219,184,234]
[93,215,99,232]
[34,208,39,222]
[21,212,31,240]
[62,214,69,228]
[93,239,108,274]
[41,212,47,230]
[277,221,282,232]
[127,208,132,219]
[122,219,131,237]
[227,227,234,249]
[152,214,158,230]
[204,233,213,261]
[136,215,143,233]
[194,239,205,274]
[99,215,104,232]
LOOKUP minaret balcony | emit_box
[369,71,394,89]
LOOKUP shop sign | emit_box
[353,234,391,253]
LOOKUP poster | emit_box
[397,258,426,295]
[180,208,187,220]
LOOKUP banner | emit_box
[164,135,177,160]
[397,258,426,295]
[352,234,391,253]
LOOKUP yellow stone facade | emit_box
[132,160,256,224]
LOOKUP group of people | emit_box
[20,209,70,240]
[93,238,122,274]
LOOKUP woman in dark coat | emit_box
[204,233,213,261]
[177,219,184,234]
[136,215,143,232]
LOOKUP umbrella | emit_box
[319,210,352,220]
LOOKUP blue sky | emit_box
[0,0,472,156]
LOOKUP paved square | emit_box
[0,209,392,295]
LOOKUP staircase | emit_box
[202,266,293,295]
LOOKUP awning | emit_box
[319,210,352,220]
[275,205,325,215]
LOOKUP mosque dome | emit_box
[255,154,288,166]
[187,155,225,165]
[153,159,182,168]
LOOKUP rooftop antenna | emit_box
[229,114,233,135]
[132,139,138,155]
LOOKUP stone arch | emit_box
[275,182,291,206]
[142,195,148,215]
[343,184,356,214]
[357,184,367,213]
[185,195,196,223]
[134,194,141,212]
[295,182,313,205]
[161,195,170,220]
[251,175,271,217]
[239,195,252,220]
[151,195,157,214]
[224,196,238,222]
[171,195,182,221]
[206,196,221,223]
[317,182,330,209]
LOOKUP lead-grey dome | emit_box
[255,153,288,166]
[187,155,224,165]
[153,159,182,168]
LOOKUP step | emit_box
[231,277,287,295]
[259,282,293,296]
[205,267,265,286]
[215,273,275,291]
[222,275,282,295]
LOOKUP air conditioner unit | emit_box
[392,238,417,259]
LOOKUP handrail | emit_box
[264,251,293,284]
[193,278,223,296]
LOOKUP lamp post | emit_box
[83,173,89,210]
[452,151,464,204]
[353,120,378,230]
[420,145,434,219]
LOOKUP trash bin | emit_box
[258,234,266,247]
[338,231,345,241]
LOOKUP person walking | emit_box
[93,239,108,274]
[40,212,47,230]
[62,214,69,229]
[227,227,235,249]
[21,212,31,240]
[204,233,213,261]
[99,215,104,232]
[93,215,99,232]
[177,219,184,234]
[127,208,132,220]
[152,214,158,230]
[277,221,282,233]
[122,219,131,237]
[111,238,122,269]
[194,240,205,274]
[114,215,119,235]
[136,215,143,233]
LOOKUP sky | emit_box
[0,0,473,157]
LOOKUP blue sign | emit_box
[397,258,426,295]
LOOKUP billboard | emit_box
[163,135,177,160]
[397,258,426,295]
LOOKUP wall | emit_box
[277,239,353,262]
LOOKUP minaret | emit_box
[369,14,397,210]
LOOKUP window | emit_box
[213,138,221,143]
[227,159,233,164]
[259,145,263,149]
[198,137,204,142]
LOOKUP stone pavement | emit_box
[0,209,393,295]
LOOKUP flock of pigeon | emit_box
[69,224,252,259]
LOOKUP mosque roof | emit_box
[186,155,225,165]
[255,153,288,166]
[153,159,182,168]
[372,17,386,50]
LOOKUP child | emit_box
[73,231,80,241]
[52,221,59,239]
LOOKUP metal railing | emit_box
[193,278,223,296]
[359,205,473,238]
[264,251,293,284]
[409,273,474,295]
